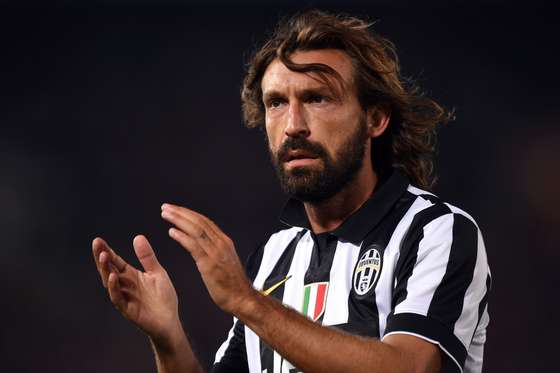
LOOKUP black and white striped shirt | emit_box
[212,169,491,373]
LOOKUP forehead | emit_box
[261,49,355,94]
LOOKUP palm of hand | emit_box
[93,235,181,341]
[120,266,178,337]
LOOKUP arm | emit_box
[149,323,201,373]
[92,236,203,373]
[161,204,442,373]
[237,289,441,373]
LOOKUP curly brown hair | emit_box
[241,10,453,190]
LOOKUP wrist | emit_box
[149,318,202,373]
[232,287,266,322]
[149,318,187,356]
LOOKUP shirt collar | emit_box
[279,168,410,245]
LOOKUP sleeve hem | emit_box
[384,312,467,373]
[382,331,462,373]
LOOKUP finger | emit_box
[92,237,110,283]
[108,250,128,273]
[98,251,111,288]
[197,213,232,244]
[168,227,207,262]
[133,235,162,273]
[111,271,136,291]
[173,206,232,249]
[93,238,129,286]
[161,210,213,248]
[187,209,224,239]
[162,204,220,241]
[107,272,127,312]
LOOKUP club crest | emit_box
[353,245,383,296]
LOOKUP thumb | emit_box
[133,235,162,272]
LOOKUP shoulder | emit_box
[397,184,487,269]
[395,185,490,290]
[404,185,481,233]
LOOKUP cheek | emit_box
[264,132,279,160]
[265,121,282,151]
[317,125,347,156]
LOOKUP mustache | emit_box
[276,137,328,162]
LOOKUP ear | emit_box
[366,106,391,138]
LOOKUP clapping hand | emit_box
[92,235,183,346]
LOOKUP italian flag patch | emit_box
[301,282,329,321]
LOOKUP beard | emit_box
[269,118,369,203]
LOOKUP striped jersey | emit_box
[212,169,491,373]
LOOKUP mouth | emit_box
[283,149,318,162]
[282,149,319,168]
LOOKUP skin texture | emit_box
[262,49,388,233]
[92,49,443,373]
[92,236,202,373]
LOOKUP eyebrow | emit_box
[262,85,341,103]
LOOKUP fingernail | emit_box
[161,210,170,218]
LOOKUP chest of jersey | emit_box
[250,228,401,373]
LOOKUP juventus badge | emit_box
[353,245,383,296]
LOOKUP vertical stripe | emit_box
[273,351,281,373]
[303,233,337,284]
[453,229,488,348]
[281,232,314,311]
[302,286,310,316]
[322,241,361,326]
[253,228,303,290]
[465,305,489,373]
[314,284,327,320]
[245,326,261,373]
[394,214,454,316]
[376,196,432,337]
[476,274,491,332]
[428,214,478,332]
[247,227,303,373]
[392,203,451,310]
[214,317,238,362]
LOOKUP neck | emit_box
[303,164,378,234]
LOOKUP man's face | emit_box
[262,49,371,202]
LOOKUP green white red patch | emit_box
[301,282,329,321]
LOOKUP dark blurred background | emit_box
[1,1,557,372]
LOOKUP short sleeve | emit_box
[384,208,491,373]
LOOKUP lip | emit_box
[282,149,318,163]
[284,157,319,168]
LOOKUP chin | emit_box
[284,164,323,176]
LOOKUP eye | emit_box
[266,98,286,110]
[307,94,330,104]
[310,95,324,103]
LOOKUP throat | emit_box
[304,172,377,233]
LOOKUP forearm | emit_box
[236,290,411,373]
[149,324,204,373]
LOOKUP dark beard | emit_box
[270,120,368,203]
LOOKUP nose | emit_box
[284,102,310,138]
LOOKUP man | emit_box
[92,10,490,373]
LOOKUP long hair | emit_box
[241,10,453,190]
